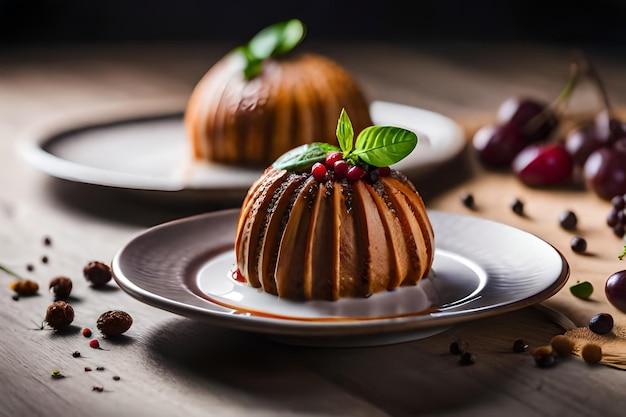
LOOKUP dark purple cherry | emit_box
[584,137,626,200]
[497,96,559,143]
[606,270,626,314]
[512,143,574,187]
[472,122,526,167]
[565,110,624,167]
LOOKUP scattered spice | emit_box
[512,339,528,353]
[97,310,133,337]
[82,328,92,338]
[570,236,587,254]
[511,198,524,216]
[532,345,556,368]
[72,351,81,358]
[112,375,120,381]
[550,335,574,356]
[89,339,101,349]
[83,261,112,287]
[449,339,468,355]
[570,280,594,299]
[41,255,48,264]
[26,264,34,272]
[581,343,603,364]
[51,370,64,379]
[84,367,92,372]
[459,351,476,365]
[43,236,52,246]
[49,276,72,300]
[559,210,578,230]
[9,279,39,296]
[460,192,475,209]
[92,386,104,392]
[45,300,74,330]
[96,366,105,371]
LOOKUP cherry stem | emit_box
[576,51,612,115]
[0,263,22,279]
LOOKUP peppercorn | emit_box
[570,236,587,254]
[532,345,555,368]
[96,366,105,371]
[559,210,578,230]
[45,300,74,330]
[41,255,48,264]
[49,276,72,300]
[460,192,475,209]
[43,236,52,246]
[459,352,476,365]
[97,310,133,337]
[511,198,524,216]
[82,328,92,338]
[89,339,101,349]
[92,386,104,392]
[512,339,528,353]
[83,261,112,287]
[112,375,121,381]
[72,351,81,358]
[449,339,468,355]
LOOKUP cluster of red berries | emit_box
[311,151,391,183]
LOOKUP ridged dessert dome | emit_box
[184,20,372,168]
[234,110,434,301]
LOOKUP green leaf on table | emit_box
[619,245,626,261]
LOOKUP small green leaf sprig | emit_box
[619,245,625,260]
[236,19,306,80]
[273,108,418,172]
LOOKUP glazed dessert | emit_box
[184,19,372,168]
[234,109,435,301]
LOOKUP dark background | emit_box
[1,0,624,47]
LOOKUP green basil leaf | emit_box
[336,108,354,154]
[272,142,340,171]
[242,19,306,80]
[351,126,418,167]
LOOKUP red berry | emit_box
[512,143,574,187]
[346,165,366,181]
[89,339,100,349]
[82,328,92,337]
[311,162,327,182]
[377,166,391,177]
[325,151,343,168]
[334,160,349,179]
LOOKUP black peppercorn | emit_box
[570,236,587,254]
[449,339,468,355]
[459,351,476,365]
[460,193,475,209]
[512,339,528,353]
[559,210,578,230]
[511,198,524,216]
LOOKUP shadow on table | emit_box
[143,316,504,417]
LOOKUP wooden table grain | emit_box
[2,41,626,417]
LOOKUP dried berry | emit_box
[26,264,34,272]
[85,367,92,372]
[550,335,574,356]
[570,236,587,254]
[92,386,104,392]
[9,279,39,295]
[49,276,72,299]
[41,255,48,264]
[511,198,524,216]
[589,313,614,335]
[51,369,64,379]
[72,351,81,358]
[459,351,476,365]
[82,328,92,338]
[512,338,528,353]
[97,310,133,337]
[559,210,578,230]
[43,236,52,246]
[532,345,555,368]
[45,300,74,330]
[581,343,602,364]
[112,375,121,381]
[449,339,468,355]
[96,366,105,371]
[83,261,112,287]
[89,339,100,349]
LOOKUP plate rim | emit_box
[16,100,466,194]
[111,209,570,339]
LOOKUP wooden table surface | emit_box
[2,41,626,417]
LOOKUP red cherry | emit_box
[311,162,327,182]
[325,151,343,168]
[472,122,526,167]
[512,143,574,187]
[497,96,558,143]
[346,165,366,181]
[584,137,626,200]
[333,160,349,179]
[377,166,391,177]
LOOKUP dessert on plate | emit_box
[234,109,435,301]
[184,19,372,168]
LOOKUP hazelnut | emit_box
[49,276,72,299]
[97,310,133,337]
[45,300,74,330]
[83,261,112,287]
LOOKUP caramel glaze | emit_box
[235,168,435,301]
[184,52,373,167]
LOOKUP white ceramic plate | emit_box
[17,101,465,200]
[111,210,569,347]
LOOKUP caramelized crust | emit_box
[235,168,435,301]
[184,52,373,167]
